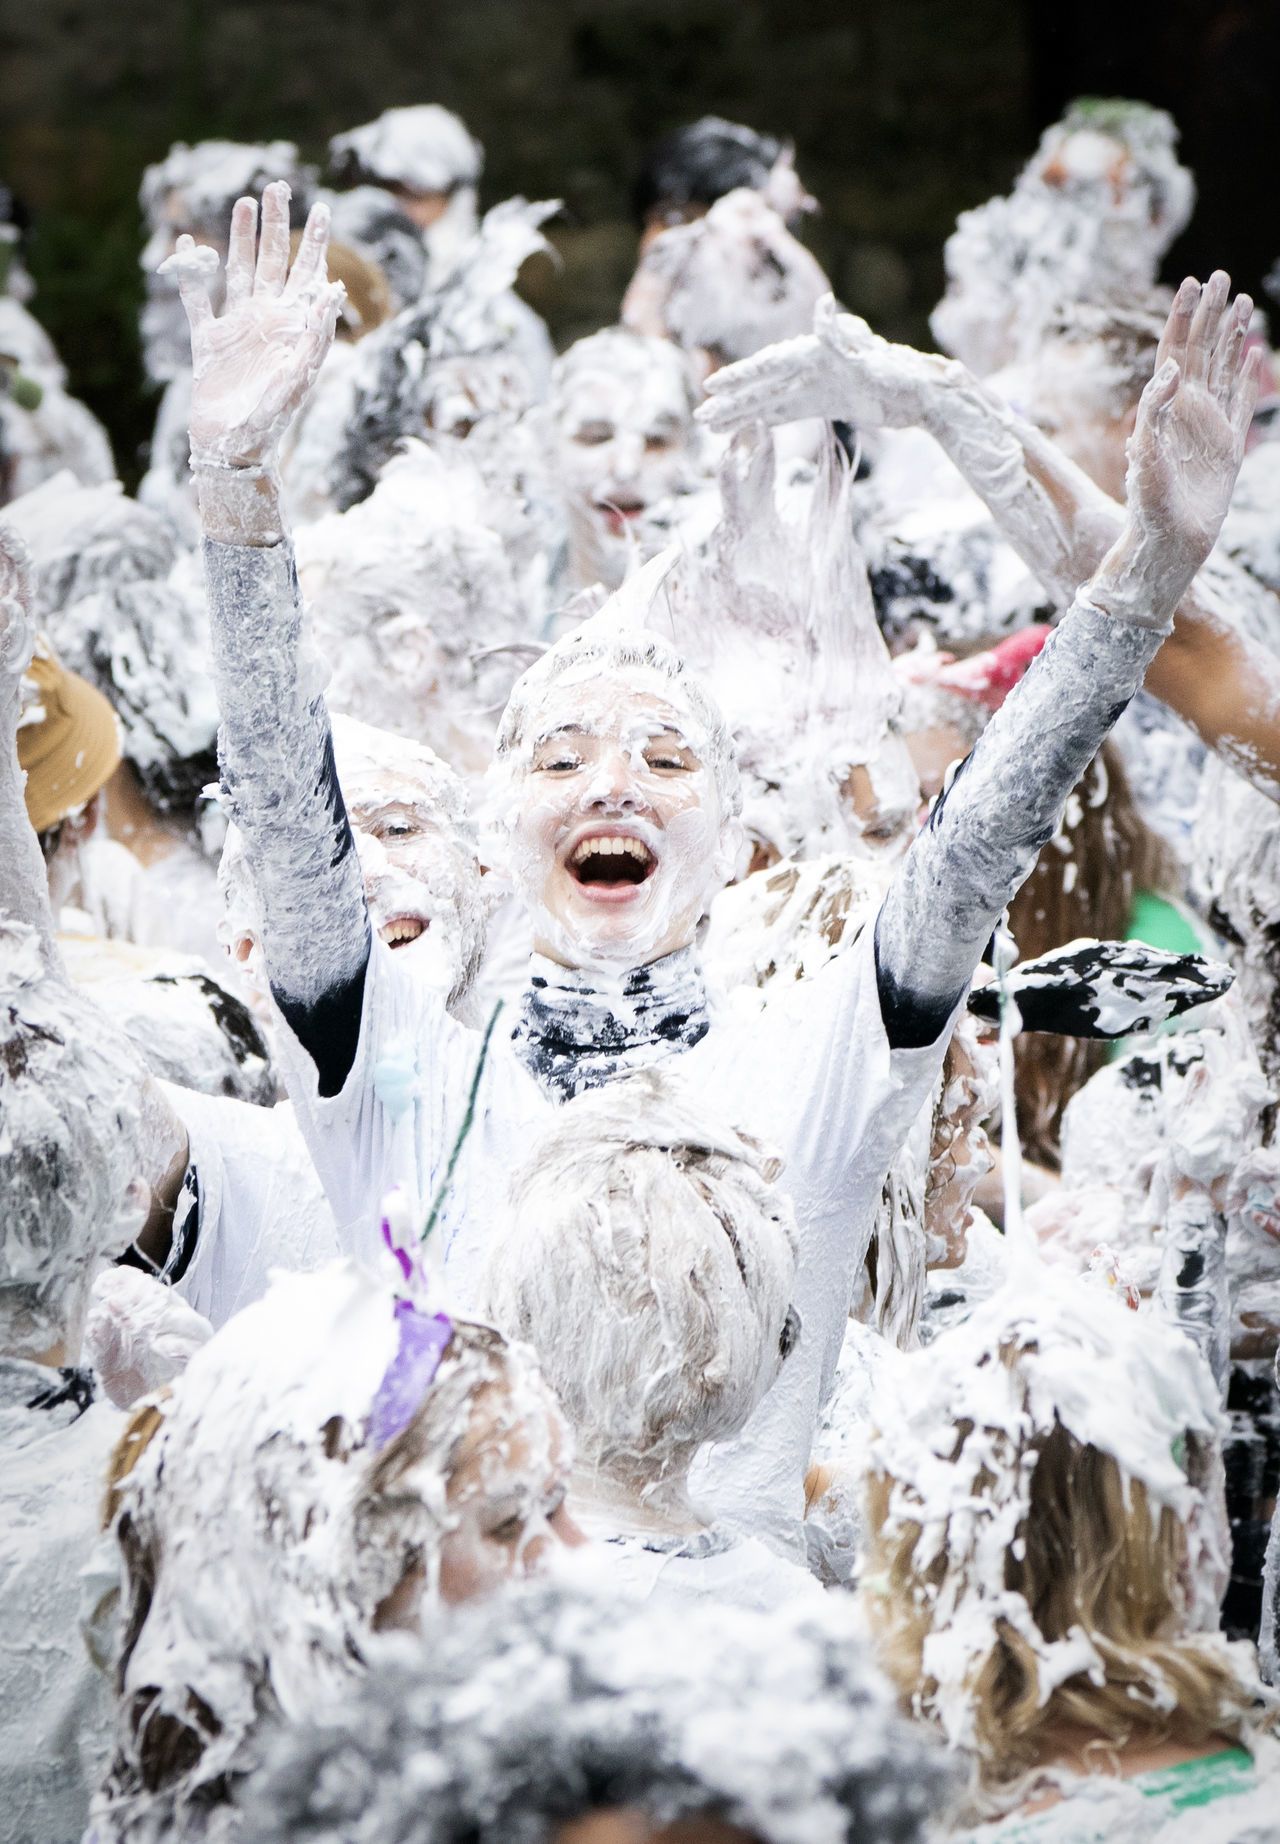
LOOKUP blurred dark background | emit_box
[2,0,1277,483]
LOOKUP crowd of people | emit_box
[3,94,1280,1843]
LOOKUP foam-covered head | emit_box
[325,184,429,309]
[247,1581,949,1844]
[490,577,742,969]
[0,924,145,1358]
[656,431,918,867]
[633,114,813,230]
[295,443,532,776]
[139,139,316,382]
[329,105,483,198]
[931,98,1194,375]
[220,711,485,1005]
[551,328,700,592]
[4,476,217,809]
[990,297,1166,500]
[864,1271,1240,1775]
[623,189,830,366]
[104,1261,574,1830]
[486,1070,797,1481]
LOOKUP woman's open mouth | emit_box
[596,497,645,537]
[566,833,657,898]
[379,915,428,949]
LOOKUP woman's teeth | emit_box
[569,837,653,867]
[568,836,656,886]
[379,917,427,948]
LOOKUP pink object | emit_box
[932,625,1053,710]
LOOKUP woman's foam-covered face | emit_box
[553,351,694,574]
[438,1377,582,1605]
[503,670,732,970]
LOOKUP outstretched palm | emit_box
[699,293,954,434]
[1124,270,1258,592]
[164,179,345,469]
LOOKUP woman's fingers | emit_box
[1155,276,1199,376]
[1183,269,1230,386]
[254,180,292,296]
[224,197,258,308]
[283,201,332,302]
[157,235,217,334]
[1230,345,1263,444]
[1209,293,1252,400]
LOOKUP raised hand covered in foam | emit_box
[1089,271,1259,630]
[699,292,956,435]
[165,180,345,541]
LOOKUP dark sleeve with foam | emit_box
[875,598,1165,1049]
[204,537,370,1096]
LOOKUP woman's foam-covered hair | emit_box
[493,558,742,820]
[139,139,316,235]
[0,924,145,1356]
[485,1069,796,1473]
[328,105,483,195]
[245,1578,951,1844]
[864,1270,1236,1765]
[95,1261,553,1842]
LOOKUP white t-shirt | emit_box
[276,912,955,1554]
[595,1528,827,1615]
[165,1087,341,1329]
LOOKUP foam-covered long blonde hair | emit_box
[864,1338,1273,1796]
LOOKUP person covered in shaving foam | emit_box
[88,1259,582,1844]
[861,1269,1279,1832]
[244,1580,949,1844]
[117,713,489,1338]
[485,1071,821,1611]
[0,527,175,1844]
[175,180,1257,1554]
[550,327,702,594]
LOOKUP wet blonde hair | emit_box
[864,1341,1271,1792]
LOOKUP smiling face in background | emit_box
[552,334,696,589]
[502,669,735,971]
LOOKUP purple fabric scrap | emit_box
[368,1299,453,1450]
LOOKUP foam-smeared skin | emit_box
[875,598,1161,1046]
[203,536,371,1049]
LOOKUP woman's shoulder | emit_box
[936,1747,1260,1844]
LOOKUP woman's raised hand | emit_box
[1120,272,1259,608]
[698,293,955,435]
[163,179,345,471]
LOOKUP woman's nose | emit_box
[609,430,644,479]
[586,753,639,809]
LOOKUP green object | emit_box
[9,370,42,412]
[1134,1746,1254,1811]
[1126,889,1208,958]
[945,1748,1256,1841]
[420,998,504,1247]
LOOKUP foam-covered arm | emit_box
[875,593,1163,1046]
[204,529,370,1093]
[177,180,370,1093]
[0,526,59,959]
[876,274,1259,1047]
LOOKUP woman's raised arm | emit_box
[172,180,369,1095]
